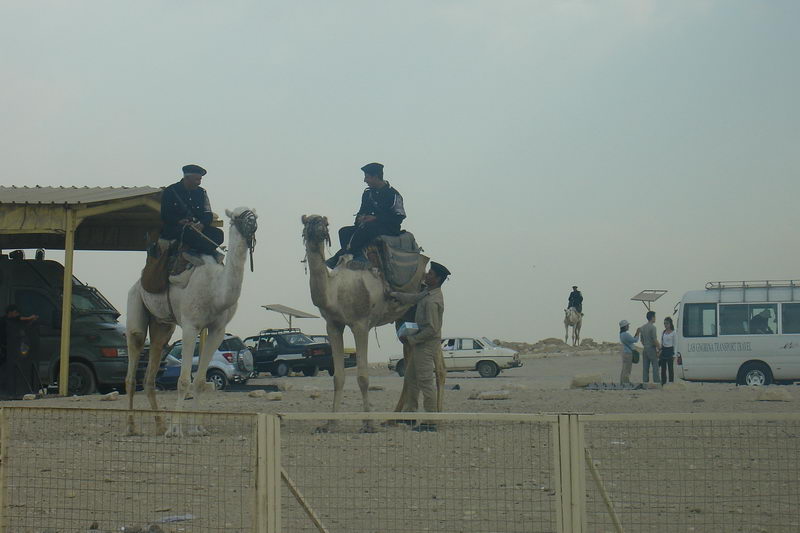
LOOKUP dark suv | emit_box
[243,328,355,377]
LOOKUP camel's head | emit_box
[226,207,258,270]
[301,214,331,247]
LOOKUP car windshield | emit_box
[72,287,118,314]
[282,333,315,345]
[481,337,497,347]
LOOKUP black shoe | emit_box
[412,423,437,432]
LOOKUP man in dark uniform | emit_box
[568,285,583,314]
[0,304,39,399]
[326,162,406,268]
[160,164,224,257]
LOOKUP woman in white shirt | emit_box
[659,317,676,384]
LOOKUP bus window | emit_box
[749,304,777,334]
[782,303,800,334]
[683,303,717,338]
[720,305,749,335]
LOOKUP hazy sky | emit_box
[2,1,799,360]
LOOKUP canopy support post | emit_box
[58,209,77,396]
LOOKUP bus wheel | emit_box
[738,362,773,386]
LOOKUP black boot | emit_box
[326,250,344,269]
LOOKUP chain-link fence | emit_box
[1,408,799,533]
[0,407,257,533]
[582,413,800,533]
[280,413,559,533]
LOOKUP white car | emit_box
[388,336,521,378]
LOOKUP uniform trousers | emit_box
[402,340,437,413]
[166,225,224,255]
[338,221,400,257]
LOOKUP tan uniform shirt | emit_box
[407,288,444,347]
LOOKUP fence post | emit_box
[556,414,586,533]
[256,413,281,533]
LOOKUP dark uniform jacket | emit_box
[568,290,583,311]
[160,181,213,239]
[356,182,406,233]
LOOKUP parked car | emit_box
[243,328,356,377]
[158,334,254,390]
[388,336,521,378]
[308,335,358,360]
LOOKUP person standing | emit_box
[0,304,39,399]
[394,261,450,432]
[659,317,676,384]
[618,320,639,385]
[160,164,224,258]
[567,285,583,314]
[638,311,660,384]
[327,162,406,268]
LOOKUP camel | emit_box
[124,207,258,436]
[301,214,436,431]
[564,307,582,346]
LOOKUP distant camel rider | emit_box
[326,162,406,268]
[568,285,583,314]
[160,164,224,258]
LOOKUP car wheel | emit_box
[207,369,228,390]
[302,366,319,377]
[273,362,289,378]
[68,362,97,396]
[477,361,499,378]
[738,362,773,386]
[395,360,405,377]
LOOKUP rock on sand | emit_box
[756,387,792,402]
[571,374,603,388]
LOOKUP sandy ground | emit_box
[9,350,797,416]
[1,350,798,533]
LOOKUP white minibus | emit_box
[676,280,800,386]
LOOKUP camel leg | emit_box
[352,324,375,433]
[318,322,345,433]
[434,348,446,412]
[145,321,175,435]
[564,319,569,344]
[124,284,148,436]
[187,324,225,436]
[167,325,201,437]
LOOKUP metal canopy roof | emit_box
[0,185,164,252]
[261,304,318,319]
[261,304,319,329]
[0,185,163,205]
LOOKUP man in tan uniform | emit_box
[395,261,450,432]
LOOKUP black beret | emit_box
[360,162,384,176]
[430,261,451,280]
[182,164,207,176]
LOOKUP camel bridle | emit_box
[302,217,331,248]
[233,209,258,272]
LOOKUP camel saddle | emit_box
[363,231,429,293]
[140,239,209,294]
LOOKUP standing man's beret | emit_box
[430,261,451,280]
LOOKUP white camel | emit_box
[124,207,258,436]
[564,307,582,346]
[301,214,429,432]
